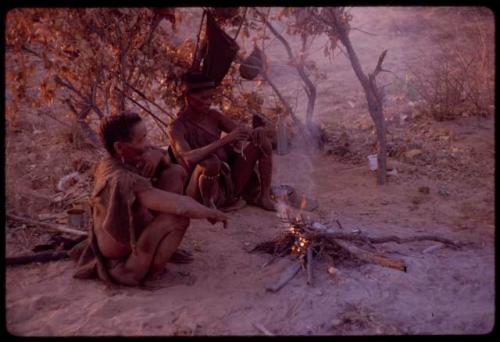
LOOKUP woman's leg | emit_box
[185,155,221,208]
[231,138,275,211]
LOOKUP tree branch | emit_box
[370,49,389,81]
[55,76,104,118]
[115,86,170,137]
[234,7,248,40]
[124,81,175,120]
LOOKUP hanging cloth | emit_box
[201,11,240,86]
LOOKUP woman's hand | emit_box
[225,126,251,144]
[136,149,165,178]
[251,127,267,147]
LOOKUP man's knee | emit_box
[160,214,189,233]
[173,216,189,232]
[199,155,221,176]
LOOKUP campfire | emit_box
[251,199,463,292]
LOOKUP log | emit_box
[335,240,407,272]
[6,250,70,266]
[7,213,88,237]
[265,261,301,292]
[32,235,87,252]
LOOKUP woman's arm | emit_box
[168,122,248,168]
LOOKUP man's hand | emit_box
[136,149,165,178]
[207,208,229,229]
[251,127,267,147]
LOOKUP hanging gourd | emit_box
[239,46,265,80]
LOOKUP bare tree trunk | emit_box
[332,12,388,184]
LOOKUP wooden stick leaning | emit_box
[6,213,88,237]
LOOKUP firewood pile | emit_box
[251,207,463,292]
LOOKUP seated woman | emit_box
[72,112,227,286]
[167,72,276,212]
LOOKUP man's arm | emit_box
[136,188,228,227]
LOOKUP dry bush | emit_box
[405,9,494,121]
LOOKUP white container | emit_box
[367,154,378,171]
[67,208,86,229]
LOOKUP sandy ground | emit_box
[5,144,495,335]
[5,7,495,336]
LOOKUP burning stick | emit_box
[306,245,314,286]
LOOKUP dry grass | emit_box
[404,8,494,121]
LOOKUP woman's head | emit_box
[98,112,148,162]
[181,71,216,114]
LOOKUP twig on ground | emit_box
[265,261,301,292]
[336,219,343,230]
[253,322,274,336]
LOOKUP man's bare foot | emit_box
[142,269,197,290]
[254,195,276,211]
[221,198,246,212]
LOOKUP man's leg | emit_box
[107,213,189,286]
[185,155,221,208]
[107,166,190,286]
[149,164,190,273]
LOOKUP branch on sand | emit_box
[7,213,88,237]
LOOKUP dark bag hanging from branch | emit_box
[201,12,240,86]
[239,46,264,80]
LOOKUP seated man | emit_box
[72,112,227,286]
[168,72,276,212]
